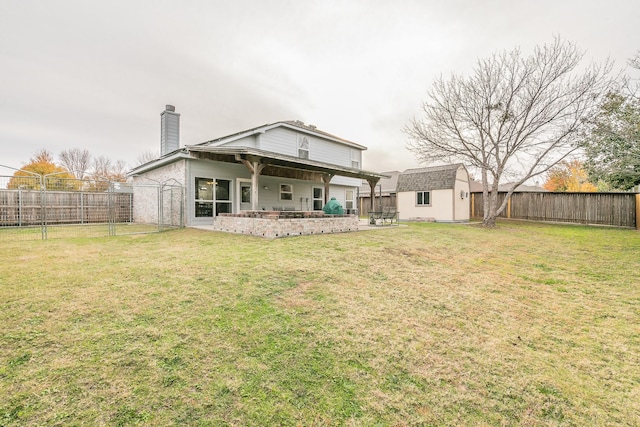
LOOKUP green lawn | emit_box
[1,222,639,426]
[0,223,162,241]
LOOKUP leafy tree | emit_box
[582,90,640,191]
[543,160,597,192]
[405,37,613,227]
[7,149,76,190]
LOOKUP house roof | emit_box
[396,164,465,192]
[196,120,367,151]
[129,120,370,177]
[127,120,387,182]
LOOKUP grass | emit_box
[1,221,639,426]
[0,222,162,241]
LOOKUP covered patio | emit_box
[185,146,389,237]
[186,145,389,211]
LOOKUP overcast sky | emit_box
[1,0,638,175]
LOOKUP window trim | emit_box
[345,189,354,209]
[350,149,360,169]
[416,191,431,206]
[194,177,214,218]
[297,134,310,159]
[312,186,324,210]
[280,183,293,201]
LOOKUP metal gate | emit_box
[0,170,183,241]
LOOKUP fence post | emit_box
[471,193,475,218]
[507,197,512,219]
[41,177,46,240]
[636,194,640,231]
[18,187,22,227]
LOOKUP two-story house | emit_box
[129,105,386,228]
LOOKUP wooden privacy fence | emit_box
[471,192,639,229]
[358,194,397,216]
[0,189,133,226]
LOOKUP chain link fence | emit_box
[0,171,183,241]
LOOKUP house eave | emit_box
[184,145,387,181]
[127,150,190,177]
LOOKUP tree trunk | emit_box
[482,194,499,227]
[483,212,497,227]
[481,172,499,227]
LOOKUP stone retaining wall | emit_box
[213,211,359,238]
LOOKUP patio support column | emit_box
[322,174,334,205]
[367,178,379,212]
[239,158,265,211]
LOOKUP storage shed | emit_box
[396,164,470,222]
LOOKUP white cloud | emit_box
[1,0,638,174]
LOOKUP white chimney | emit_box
[160,104,180,156]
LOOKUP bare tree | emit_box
[629,50,640,70]
[90,156,127,182]
[405,37,614,227]
[135,150,160,166]
[626,50,640,100]
[58,148,92,179]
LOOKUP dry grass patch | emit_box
[1,221,639,426]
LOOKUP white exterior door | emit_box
[238,179,252,211]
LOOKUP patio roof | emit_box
[184,145,389,183]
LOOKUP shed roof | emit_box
[396,164,465,192]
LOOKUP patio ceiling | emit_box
[185,146,389,184]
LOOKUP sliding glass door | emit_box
[194,177,232,217]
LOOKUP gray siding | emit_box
[312,138,351,167]
[260,127,297,156]
[331,176,361,187]
[257,127,364,168]
[222,135,257,149]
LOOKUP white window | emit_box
[195,178,232,216]
[313,187,323,210]
[416,191,431,206]
[351,150,360,169]
[215,179,232,214]
[195,177,214,217]
[298,135,310,159]
[345,189,354,209]
[280,184,293,201]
